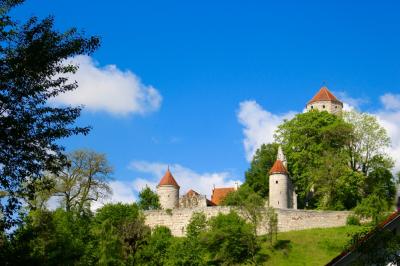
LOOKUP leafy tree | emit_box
[364,167,396,205]
[265,206,278,245]
[344,110,392,175]
[51,150,113,213]
[222,185,265,236]
[138,186,161,210]
[244,143,279,197]
[186,212,207,239]
[165,237,207,266]
[275,110,353,208]
[354,194,389,225]
[9,209,92,265]
[135,226,173,266]
[93,203,150,263]
[0,0,99,227]
[200,211,259,265]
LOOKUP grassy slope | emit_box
[261,226,360,266]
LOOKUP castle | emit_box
[144,86,350,236]
[155,86,343,210]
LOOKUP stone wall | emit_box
[144,206,351,237]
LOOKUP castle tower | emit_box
[157,168,180,209]
[306,86,343,115]
[269,147,296,209]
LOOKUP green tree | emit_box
[354,194,389,225]
[200,211,259,265]
[222,185,265,236]
[344,110,392,175]
[275,110,353,208]
[93,203,150,264]
[9,209,92,265]
[244,143,279,197]
[0,0,99,227]
[51,150,113,214]
[135,226,173,266]
[186,212,207,239]
[138,186,161,210]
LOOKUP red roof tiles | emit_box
[308,86,342,105]
[158,169,180,188]
[269,160,288,174]
[211,187,235,205]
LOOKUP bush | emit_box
[346,215,361,226]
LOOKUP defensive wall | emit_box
[144,206,351,237]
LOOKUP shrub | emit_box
[346,214,361,226]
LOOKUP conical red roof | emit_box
[269,160,288,174]
[158,169,180,188]
[308,86,342,105]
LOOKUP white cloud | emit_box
[334,91,368,111]
[237,100,295,161]
[237,93,400,173]
[51,55,162,115]
[380,93,400,111]
[129,161,242,199]
[375,94,400,173]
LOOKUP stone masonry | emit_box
[144,206,351,237]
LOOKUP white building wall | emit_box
[306,101,342,115]
[157,185,179,209]
[269,173,290,209]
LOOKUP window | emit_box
[335,106,338,109]
[276,180,278,184]
[311,106,314,109]
[322,105,326,109]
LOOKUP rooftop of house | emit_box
[211,187,235,205]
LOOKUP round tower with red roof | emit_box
[306,86,343,115]
[269,146,297,209]
[157,168,180,209]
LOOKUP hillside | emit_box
[261,226,360,265]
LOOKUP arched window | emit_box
[322,105,326,109]
[276,180,278,184]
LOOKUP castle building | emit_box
[157,168,180,209]
[306,86,343,115]
[269,146,297,209]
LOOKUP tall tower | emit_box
[306,86,343,115]
[157,168,180,209]
[269,147,296,209]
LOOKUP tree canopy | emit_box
[0,0,99,227]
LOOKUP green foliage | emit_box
[222,185,266,235]
[135,226,173,266]
[8,209,92,265]
[346,215,361,226]
[0,0,99,227]
[186,212,207,239]
[138,186,161,210]
[93,203,150,264]
[354,194,389,225]
[200,211,260,265]
[244,143,279,197]
[51,149,113,214]
[165,237,207,266]
[275,110,353,208]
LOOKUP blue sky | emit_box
[12,1,400,204]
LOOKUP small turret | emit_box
[269,146,297,209]
[157,168,180,209]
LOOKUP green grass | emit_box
[260,226,361,266]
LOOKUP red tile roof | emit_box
[269,160,288,174]
[158,169,180,188]
[308,86,342,105]
[211,187,235,205]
